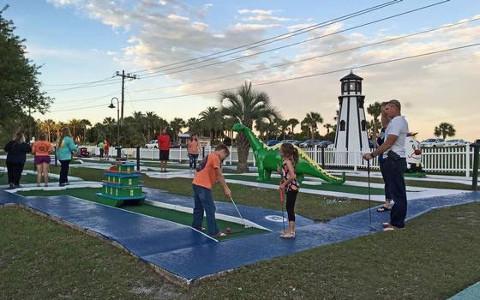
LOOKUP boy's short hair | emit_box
[215,144,230,156]
[388,99,401,112]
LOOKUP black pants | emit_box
[286,190,298,222]
[59,160,71,184]
[6,162,24,186]
[383,158,407,228]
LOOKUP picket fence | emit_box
[82,144,478,177]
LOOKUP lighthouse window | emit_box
[361,120,367,131]
[349,82,356,91]
[340,120,346,131]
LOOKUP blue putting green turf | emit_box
[1,189,478,283]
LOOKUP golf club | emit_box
[229,196,248,228]
[366,158,375,231]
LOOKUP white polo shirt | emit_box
[383,115,409,158]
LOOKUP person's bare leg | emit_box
[36,164,42,186]
[43,163,49,186]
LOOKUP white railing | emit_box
[79,145,478,177]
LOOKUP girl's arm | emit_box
[68,138,78,152]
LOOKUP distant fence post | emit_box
[179,145,182,163]
[229,146,233,165]
[471,143,479,191]
[115,146,121,160]
[321,146,325,169]
[465,144,471,178]
[136,146,140,171]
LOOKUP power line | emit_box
[137,0,451,80]
[46,77,121,92]
[128,16,479,94]
[43,75,116,87]
[49,42,480,112]
[130,0,403,75]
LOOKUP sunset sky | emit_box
[3,0,480,141]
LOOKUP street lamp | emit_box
[109,97,120,146]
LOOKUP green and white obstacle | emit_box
[96,161,145,207]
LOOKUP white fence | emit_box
[80,145,478,177]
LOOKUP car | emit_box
[280,139,301,146]
[420,138,445,148]
[266,139,280,146]
[316,140,333,148]
[444,139,470,146]
[145,139,158,149]
[299,139,322,148]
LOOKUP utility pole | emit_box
[115,70,137,125]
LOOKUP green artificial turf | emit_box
[224,174,386,195]
[18,188,265,239]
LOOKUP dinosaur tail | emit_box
[295,145,346,185]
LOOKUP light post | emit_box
[109,97,120,146]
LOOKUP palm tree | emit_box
[288,118,299,134]
[277,119,290,140]
[255,119,270,140]
[187,117,203,136]
[199,107,223,143]
[323,123,333,135]
[220,82,278,172]
[68,119,82,142]
[79,119,91,143]
[434,122,456,140]
[145,112,160,140]
[367,102,382,139]
[39,119,56,142]
[301,112,323,139]
[170,118,186,143]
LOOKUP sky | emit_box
[3,0,480,141]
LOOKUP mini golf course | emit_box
[18,188,266,240]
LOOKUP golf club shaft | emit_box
[229,197,246,227]
[367,159,372,226]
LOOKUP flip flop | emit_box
[377,206,391,212]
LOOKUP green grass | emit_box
[346,174,471,190]
[225,174,386,195]
[190,202,480,299]
[18,188,265,239]
[0,206,185,299]
[1,202,479,299]
[0,173,59,185]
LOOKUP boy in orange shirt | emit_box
[192,144,231,237]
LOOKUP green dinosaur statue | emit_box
[232,123,345,184]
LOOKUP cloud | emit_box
[45,1,480,139]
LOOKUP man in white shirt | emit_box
[363,99,409,231]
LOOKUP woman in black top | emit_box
[4,131,31,189]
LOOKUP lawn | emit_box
[1,202,479,299]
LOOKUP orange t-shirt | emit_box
[32,140,53,157]
[192,153,221,189]
[187,140,199,154]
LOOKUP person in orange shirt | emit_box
[192,144,231,237]
[157,128,171,172]
[32,133,53,187]
[103,139,110,160]
[187,134,201,170]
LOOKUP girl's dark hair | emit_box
[13,130,24,143]
[38,132,47,140]
[281,143,299,165]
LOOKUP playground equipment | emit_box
[96,161,145,207]
[232,123,345,184]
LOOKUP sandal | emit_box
[377,206,391,212]
[280,232,295,239]
[215,232,227,238]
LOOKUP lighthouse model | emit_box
[334,72,370,163]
